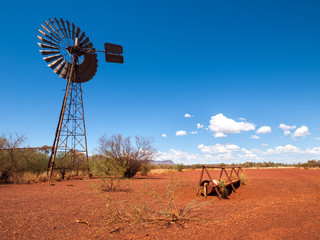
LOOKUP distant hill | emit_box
[148,160,175,165]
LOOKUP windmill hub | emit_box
[66,45,83,56]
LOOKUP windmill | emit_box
[37,18,123,180]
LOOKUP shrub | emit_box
[139,162,152,176]
[92,134,155,179]
[175,164,184,172]
[218,180,229,198]
[239,173,248,185]
[0,133,49,183]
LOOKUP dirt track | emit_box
[1,168,320,239]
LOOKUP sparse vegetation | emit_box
[89,134,155,190]
[239,173,248,185]
[175,163,184,172]
[0,133,49,184]
[298,160,320,169]
[102,172,214,226]
[139,162,152,176]
[218,179,229,199]
[90,134,155,179]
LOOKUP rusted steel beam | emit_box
[203,166,221,199]
[198,166,204,186]
[219,168,224,180]
[223,168,236,192]
[204,165,242,169]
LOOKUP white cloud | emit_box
[261,143,269,146]
[239,148,261,160]
[279,124,296,131]
[313,137,320,140]
[265,144,302,154]
[214,132,227,138]
[156,143,320,165]
[208,113,255,137]
[162,134,167,138]
[156,149,203,164]
[256,126,272,134]
[190,131,198,134]
[197,123,204,129]
[292,126,310,138]
[279,124,296,136]
[184,113,192,118]
[284,130,291,136]
[305,147,320,154]
[211,153,235,161]
[198,143,241,163]
[251,135,260,139]
[261,144,320,156]
[176,130,187,136]
[198,143,240,154]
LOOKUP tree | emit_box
[92,134,155,178]
[0,133,49,183]
[0,133,26,183]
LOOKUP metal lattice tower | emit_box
[37,18,123,180]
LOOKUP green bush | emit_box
[0,134,49,183]
[218,180,229,198]
[175,164,184,172]
[139,162,152,176]
[91,134,155,179]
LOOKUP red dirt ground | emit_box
[1,168,320,240]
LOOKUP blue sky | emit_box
[1,0,320,164]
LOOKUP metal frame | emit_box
[197,165,244,198]
[47,55,89,180]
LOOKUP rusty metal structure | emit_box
[197,165,245,198]
[37,18,123,180]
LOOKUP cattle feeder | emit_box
[197,165,245,198]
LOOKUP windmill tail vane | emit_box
[37,17,123,180]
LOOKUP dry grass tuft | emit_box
[239,173,248,185]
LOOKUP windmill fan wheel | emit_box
[37,18,98,83]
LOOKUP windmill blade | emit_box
[41,22,60,43]
[59,62,71,79]
[54,18,67,38]
[43,54,63,63]
[75,27,81,38]
[78,32,86,43]
[37,36,59,47]
[40,50,60,56]
[80,37,90,46]
[53,60,66,75]
[60,18,69,38]
[72,23,76,39]
[66,20,72,39]
[38,42,59,50]
[38,29,59,44]
[41,24,52,35]
[44,20,61,43]
[45,20,61,40]
[82,42,93,49]
[49,18,64,39]
[48,57,64,69]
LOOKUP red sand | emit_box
[1,168,320,239]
